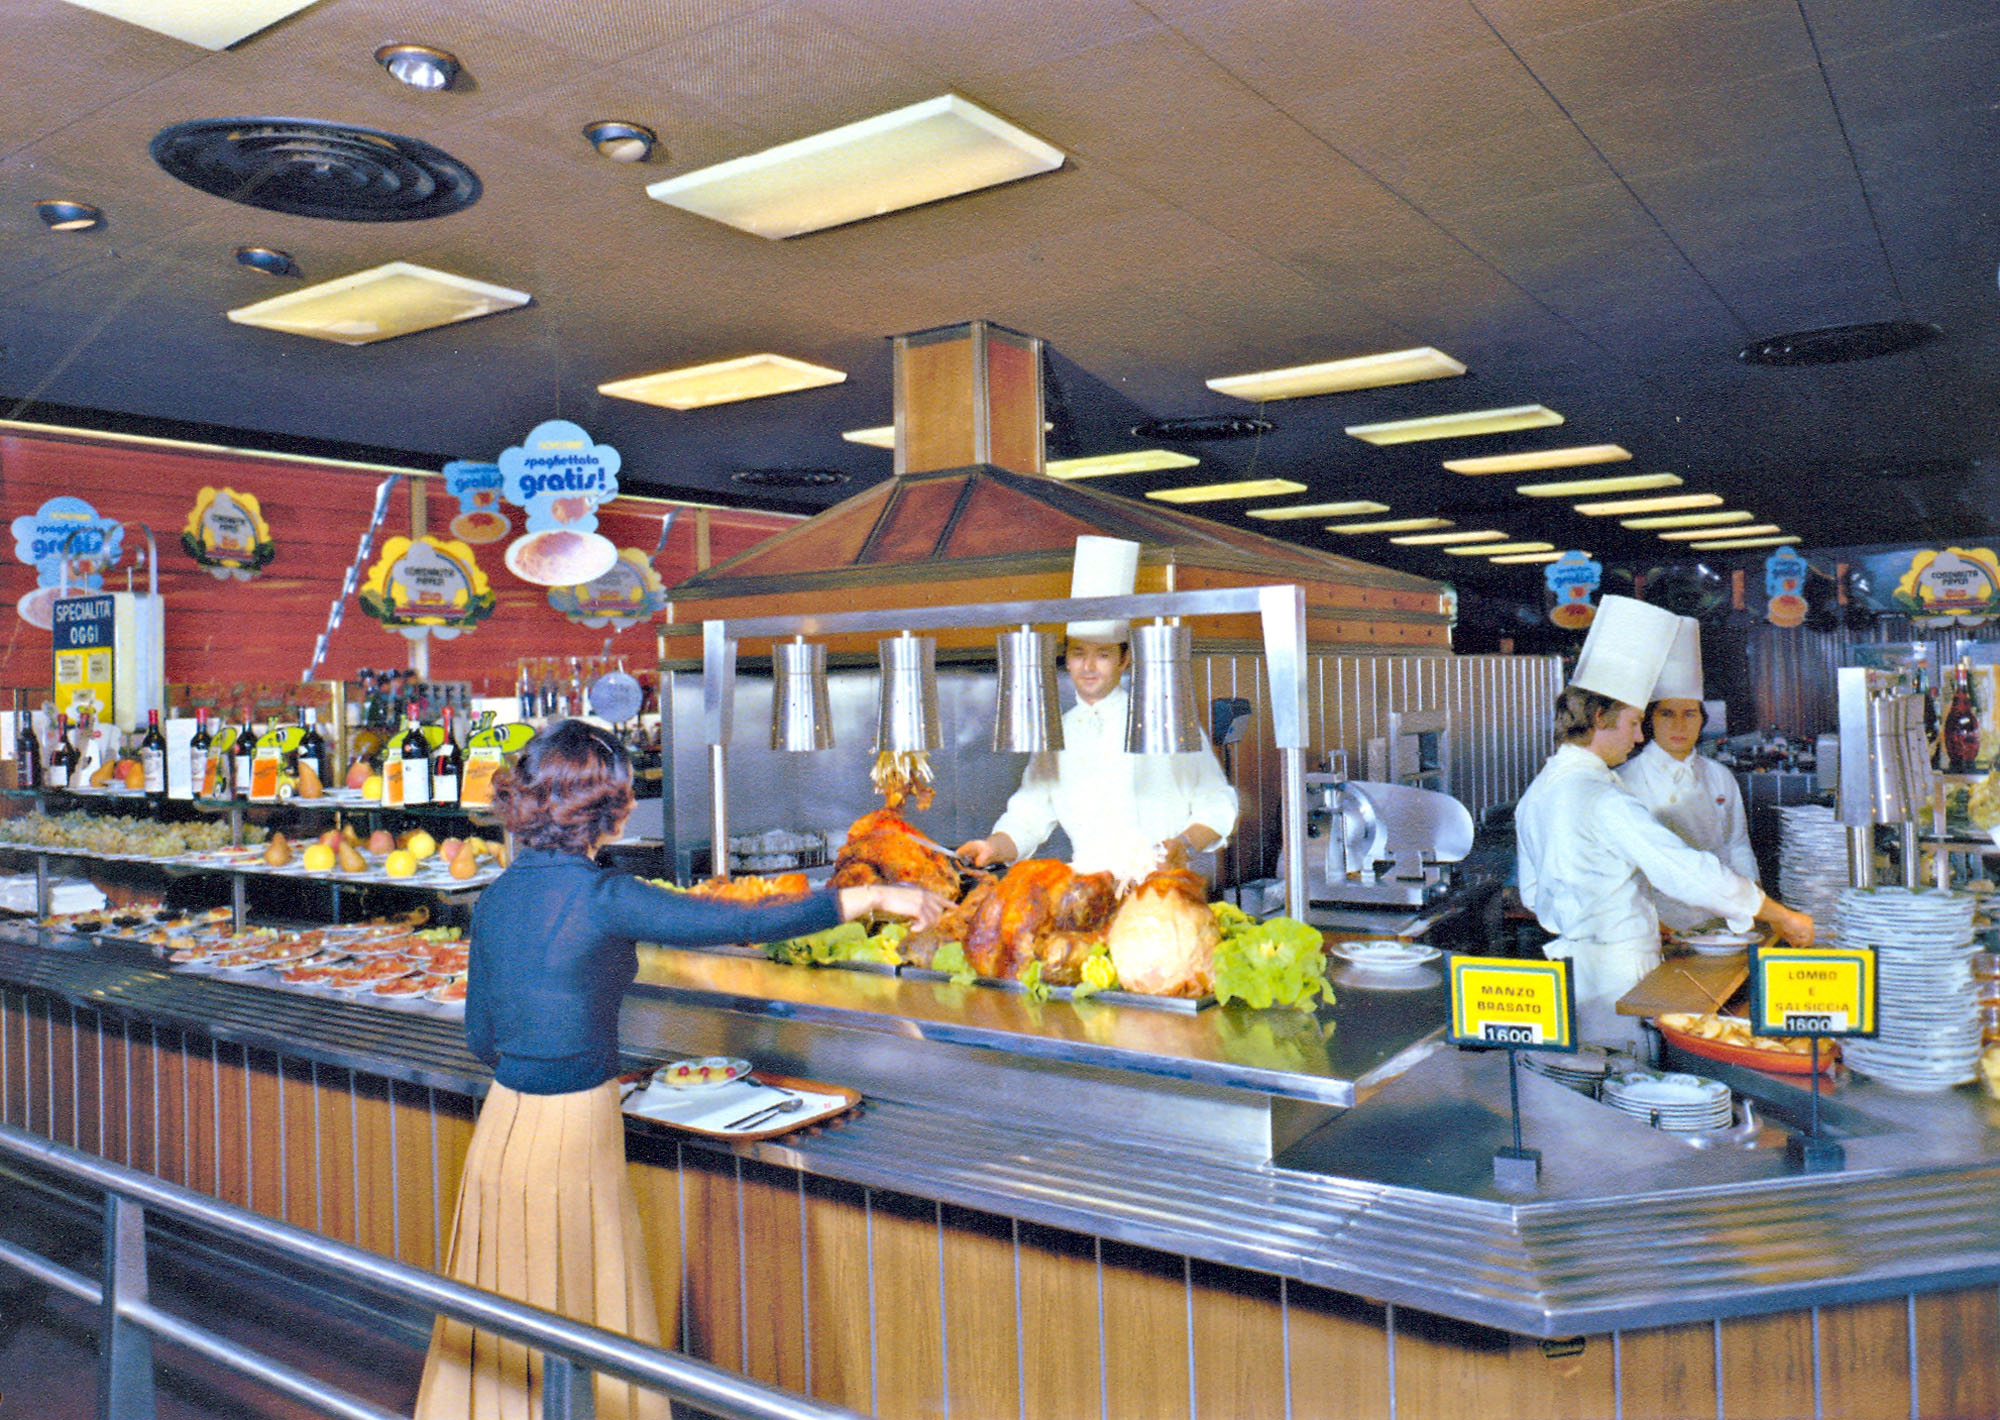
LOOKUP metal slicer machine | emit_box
[1834,665,1932,890]
[1303,708,1476,912]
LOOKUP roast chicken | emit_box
[829,808,962,901]
[939,859,1120,984]
[1105,864,1219,998]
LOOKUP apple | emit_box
[346,759,372,790]
[367,829,395,856]
[439,837,464,863]
[317,828,342,851]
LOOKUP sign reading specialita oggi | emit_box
[1447,955,1578,1052]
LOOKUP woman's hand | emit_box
[838,883,952,931]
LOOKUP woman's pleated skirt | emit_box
[414,1079,669,1420]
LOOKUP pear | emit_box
[336,842,367,874]
[449,847,479,880]
[263,833,292,867]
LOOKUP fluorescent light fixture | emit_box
[1444,444,1631,475]
[1207,347,1465,402]
[647,94,1064,239]
[1490,550,1566,564]
[1621,510,1755,530]
[1346,404,1562,446]
[227,261,529,346]
[1690,534,1799,550]
[841,425,896,449]
[1146,478,1306,504]
[599,353,847,410]
[1445,541,1554,556]
[1046,449,1199,480]
[1389,529,1509,546]
[1327,517,1452,534]
[56,0,318,48]
[1245,501,1389,521]
[1573,492,1723,516]
[1660,523,1782,541]
[1517,472,1682,499]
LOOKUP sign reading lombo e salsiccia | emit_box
[1446,955,1578,1053]
[1748,946,1878,1039]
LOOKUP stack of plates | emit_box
[1777,805,1849,947]
[1837,887,1981,1091]
[1521,1045,1634,1096]
[1601,1071,1734,1131]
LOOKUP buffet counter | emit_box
[4,919,2000,1416]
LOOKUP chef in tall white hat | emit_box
[1616,616,1760,930]
[1514,596,1811,1050]
[959,536,1238,881]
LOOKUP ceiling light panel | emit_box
[647,94,1064,239]
[1045,449,1197,479]
[1491,551,1567,564]
[1620,510,1755,530]
[1659,523,1782,540]
[1389,530,1509,546]
[1145,478,1305,504]
[1446,541,1555,556]
[227,262,529,346]
[1444,444,1631,475]
[58,0,317,48]
[1327,517,1452,534]
[1207,347,1465,402]
[1347,405,1563,446]
[1517,473,1682,498]
[1245,501,1389,520]
[599,353,847,410]
[1573,492,1724,516]
[1690,535,1799,550]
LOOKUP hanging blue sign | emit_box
[1544,550,1601,630]
[497,420,620,534]
[441,459,510,544]
[10,496,123,590]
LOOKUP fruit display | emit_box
[0,811,263,857]
[1968,772,2000,831]
[164,920,470,1009]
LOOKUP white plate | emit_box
[1332,940,1440,969]
[1679,931,1757,956]
[659,1056,751,1090]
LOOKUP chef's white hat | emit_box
[1068,535,1138,642]
[1651,616,1704,701]
[1569,594,1681,707]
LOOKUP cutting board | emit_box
[1616,953,1750,1018]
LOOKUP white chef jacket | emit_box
[1617,741,1759,931]
[1516,744,1763,1049]
[989,686,1239,882]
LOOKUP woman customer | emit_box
[415,719,947,1420]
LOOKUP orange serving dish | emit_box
[1658,1016,1838,1076]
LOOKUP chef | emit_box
[1515,596,1811,1051]
[958,537,1238,882]
[1617,617,1760,931]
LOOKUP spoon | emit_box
[724,1097,804,1131]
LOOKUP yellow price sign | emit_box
[1749,946,1876,1038]
[1447,955,1577,1052]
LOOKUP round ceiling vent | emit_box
[730,468,849,489]
[150,118,480,222]
[1738,320,1941,366]
[1129,415,1275,441]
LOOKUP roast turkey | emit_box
[1105,865,1218,998]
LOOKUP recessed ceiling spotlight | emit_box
[375,43,460,91]
[1129,415,1274,441]
[731,468,849,489]
[35,199,103,232]
[584,121,657,163]
[1739,321,1941,366]
[234,246,300,277]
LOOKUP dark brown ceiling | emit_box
[3,0,1996,595]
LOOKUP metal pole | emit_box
[543,1353,597,1419]
[99,1194,157,1420]
[703,620,737,882]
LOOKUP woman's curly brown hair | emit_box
[489,719,634,856]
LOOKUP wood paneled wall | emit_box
[0,430,797,696]
[4,985,1997,1420]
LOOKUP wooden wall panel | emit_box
[152,1026,189,1188]
[1191,1258,1285,1420]
[1818,1297,1912,1420]
[1102,1240,1192,1420]
[246,1046,285,1221]
[869,1192,945,1420]
[71,1007,104,1158]
[98,1015,131,1168]
[124,1022,160,1177]
[681,1149,747,1372]
[46,1001,76,1148]
[737,1158,807,1396]
[1287,1280,1391,1420]
[628,1145,686,1353]
[1618,1319,1719,1420]
[212,1043,251,1209]
[185,1035,219,1198]
[432,1087,477,1274]
[389,1080,437,1269]
[1016,1221,1102,1420]
[939,1204,1021,1420]
[803,1175,874,1414]
[352,1073,398,1259]
[1717,1311,1816,1420]
[280,1054,321,1233]
[1914,1288,2000,1419]
[315,1064,357,1246]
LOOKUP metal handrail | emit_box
[0,1122,859,1420]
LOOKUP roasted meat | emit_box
[829,808,962,900]
[871,751,934,810]
[959,859,1119,984]
[1105,865,1218,998]
[687,872,810,903]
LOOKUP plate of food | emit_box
[1656,1012,1838,1075]
[1331,940,1440,970]
[659,1056,751,1090]
[1676,929,1760,956]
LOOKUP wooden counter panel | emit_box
[681,1148,746,1372]
[1102,1240,1191,1420]
[388,1080,438,1270]
[152,1024,189,1189]
[1914,1288,2000,1418]
[1717,1309,1815,1419]
[315,1063,357,1247]
[737,1157,807,1396]
[628,1141,685,1352]
[0,991,24,1130]
[938,1204,1021,1420]
[97,1015,130,1169]
[352,1074,399,1260]
[122,1020,160,1178]
[1392,1309,1616,1420]
[803,1174,874,1414]
[870,1191,945,1420]
[1016,1221,1102,1420]
[279,1054,321,1233]
[1818,1296,1912,1419]
[46,1001,77,1150]
[184,1033,220,1198]
[1191,1258,1285,1420]
[245,1047,285,1222]
[1287,1281,1390,1419]
[1616,1319,1718,1420]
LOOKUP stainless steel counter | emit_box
[4,920,2000,1338]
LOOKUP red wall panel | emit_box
[0,432,798,699]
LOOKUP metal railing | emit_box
[0,1122,858,1420]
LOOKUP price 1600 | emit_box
[1782,1011,1846,1033]
[1480,1022,1544,1045]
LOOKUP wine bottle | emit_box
[139,708,168,797]
[1946,659,1981,774]
[233,710,257,799]
[46,715,73,790]
[296,708,329,787]
[431,706,462,807]
[14,695,42,790]
[400,712,431,807]
[188,709,213,798]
